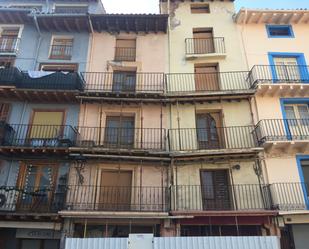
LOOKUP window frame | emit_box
[266,25,294,38]
[190,3,210,14]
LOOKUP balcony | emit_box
[166,71,252,96]
[249,65,309,96]
[114,47,136,61]
[270,182,309,211]
[253,119,309,151]
[64,185,169,212]
[0,123,77,155]
[0,37,20,55]
[185,37,226,60]
[171,184,272,212]
[0,185,66,213]
[168,126,258,154]
[74,127,166,153]
[0,67,84,102]
[81,72,165,96]
[49,44,73,60]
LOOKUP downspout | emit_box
[167,0,173,140]
[32,13,42,70]
[240,9,249,70]
[87,14,94,72]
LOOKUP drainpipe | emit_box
[32,13,42,70]
[167,0,173,137]
[240,9,250,71]
[87,14,94,71]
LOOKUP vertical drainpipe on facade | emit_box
[32,12,42,70]
[167,0,173,141]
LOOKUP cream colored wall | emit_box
[79,103,168,128]
[168,1,247,73]
[87,32,167,73]
[172,161,263,210]
[67,163,168,211]
[169,100,254,150]
[238,23,309,68]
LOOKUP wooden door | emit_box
[99,171,132,211]
[196,112,223,149]
[17,164,57,212]
[200,170,231,210]
[194,65,219,91]
[193,29,214,54]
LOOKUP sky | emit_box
[103,0,309,14]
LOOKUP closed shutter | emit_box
[30,111,64,138]
[0,103,10,122]
[200,170,230,210]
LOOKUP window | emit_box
[284,104,309,127]
[266,25,294,38]
[0,103,10,122]
[54,5,88,14]
[49,38,73,60]
[0,57,15,68]
[192,28,214,54]
[112,71,136,92]
[0,27,20,53]
[191,4,210,14]
[104,116,135,148]
[268,52,308,82]
[115,39,136,61]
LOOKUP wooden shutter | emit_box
[0,103,10,122]
[116,39,136,48]
[200,170,230,210]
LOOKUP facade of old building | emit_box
[0,1,308,249]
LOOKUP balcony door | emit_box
[17,164,57,212]
[0,27,19,53]
[28,110,64,146]
[99,170,132,211]
[196,112,222,149]
[284,104,309,139]
[104,116,135,148]
[200,170,231,210]
[112,71,136,92]
[273,57,301,82]
[194,64,219,91]
[193,28,214,54]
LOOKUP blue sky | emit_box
[103,0,309,14]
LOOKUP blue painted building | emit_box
[0,1,104,249]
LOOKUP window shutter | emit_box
[0,103,10,122]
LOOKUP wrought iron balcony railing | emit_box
[166,71,251,93]
[49,44,73,60]
[168,126,257,151]
[65,185,169,212]
[0,37,20,54]
[248,65,309,87]
[81,72,165,94]
[0,185,66,213]
[253,119,309,145]
[114,47,136,61]
[171,184,272,211]
[75,127,166,151]
[185,37,226,55]
[0,123,77,148]
[270,182,309,211]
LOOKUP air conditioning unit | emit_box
[0,188,17,211]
